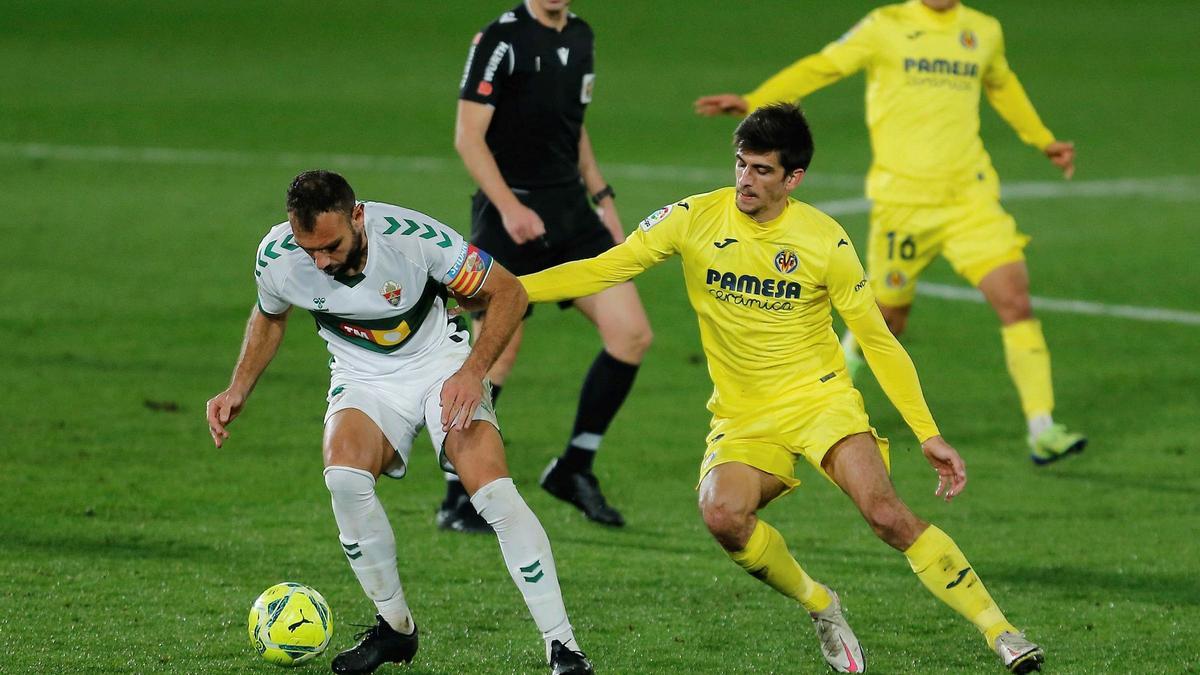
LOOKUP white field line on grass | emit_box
[5,141,1198,326]
[14,141,1200,198]
[1,141,871,188]
[919,283,1200,326]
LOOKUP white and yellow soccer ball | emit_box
[248,582,333,666]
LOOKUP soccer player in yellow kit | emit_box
[695,0,1085,465]
[518,104,1044,673]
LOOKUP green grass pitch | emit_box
[2,1,1198,672]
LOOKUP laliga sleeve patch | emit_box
[638,204,673,231]
[446,244,493,297]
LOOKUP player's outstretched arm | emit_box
[206,305,289,447]
[519,241,651,305]
[694,94,750,117]
[695,48,855,117]
[440,263,526,432]
[982,30,1074,178]
[844,308,940,440]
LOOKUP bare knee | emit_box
[879,304,910,337]
[861,497,924,550]
[994,294,1034,325]
[700,498,756,552]
[444,424,509,494]
[606,321,653,364]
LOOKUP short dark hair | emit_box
[733,103,815,174]
[286,170,356,232]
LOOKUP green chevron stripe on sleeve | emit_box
[382,216,452,248]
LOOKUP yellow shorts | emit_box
[868,198,1030,307]
[696,383,889,502]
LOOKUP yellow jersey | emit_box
[744,0,1055,205]
[520,188,941,442]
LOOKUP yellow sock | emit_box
[729,519,831,613]
[1001,320,1055,420]
[904,525,1016,645]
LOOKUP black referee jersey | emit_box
[459,3,595,189]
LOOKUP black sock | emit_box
[489,383,504,407]
[442,477,467,506]
[561,350,640,473]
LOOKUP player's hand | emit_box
[921,435,967,502]
[596,198,626,244]
[440,369,484,432]
[447,292,487,319]
[694,94,749,117]
[206,389,246,448]
[500,203,547,245]
[1044,141,1076,180]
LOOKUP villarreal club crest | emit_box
[774,248,799,275]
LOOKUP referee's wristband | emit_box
[590,184,615,205]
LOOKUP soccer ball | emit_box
[248,582,333,666]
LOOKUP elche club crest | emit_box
[960,30,977,50]
[774,248,799,275]
[380,280,403,306]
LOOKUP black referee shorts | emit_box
[470,181,616,313]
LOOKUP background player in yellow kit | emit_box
[695,0,1085,465]
[515,104,1045,673]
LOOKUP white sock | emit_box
[323,466,414,634]
[470,477,576,661]
[1027,413,1054,441]
[840,330,860,358]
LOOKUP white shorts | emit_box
[323,340,499,479]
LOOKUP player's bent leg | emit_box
[978,262,1085,465]
[697,461,781,551]
[877,301,912,338]
[977,261,1033,326]
[447,423,590,671]
[437,317,522,534]
[822,433,1040,669]
[443,420,510,495]
[539,283,650,527]
[322,410,418,674]
[821,432,925,551]
[699,462,860,671]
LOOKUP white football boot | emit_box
[993,631,1044,673]
[809,586,865,673]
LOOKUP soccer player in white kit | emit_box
[206,170,593,675]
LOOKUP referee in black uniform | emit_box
[442,0,652,532]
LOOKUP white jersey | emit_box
[254,201,494,377]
